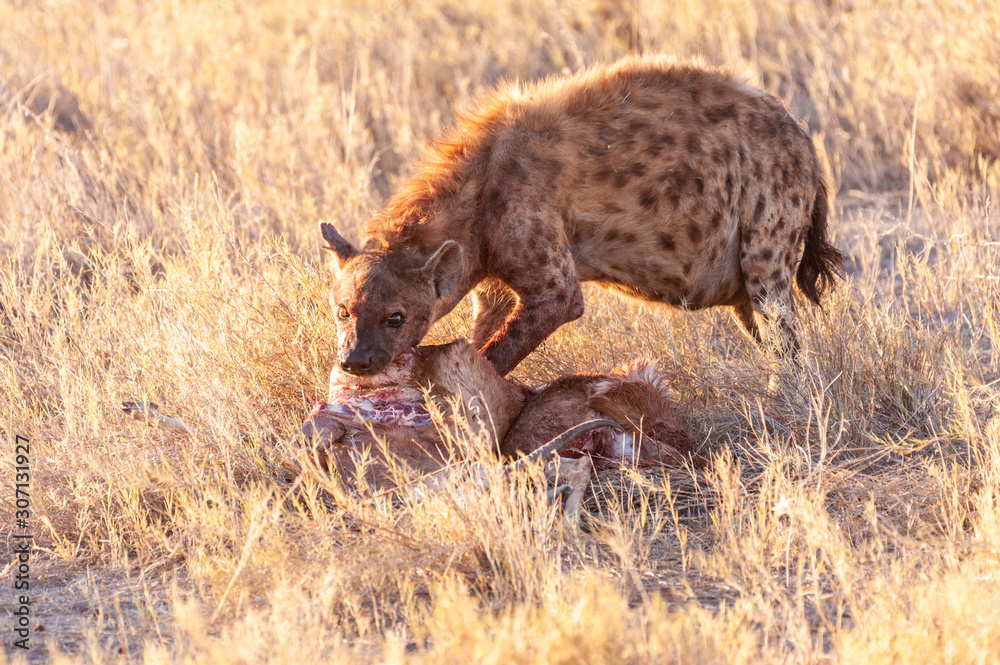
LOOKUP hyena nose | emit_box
[341,352,374,374]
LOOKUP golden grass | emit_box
[1,0,999,662]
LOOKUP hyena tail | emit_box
[796,181,844,305]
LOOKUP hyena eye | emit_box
[386,312,405,328]
[337,305,351,320]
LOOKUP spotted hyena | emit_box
[321,55,842,377]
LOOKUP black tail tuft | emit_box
[796,182,843,305]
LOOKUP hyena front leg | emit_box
[739,193,810,357]
[471,278,518,351]
[480,246,584,376]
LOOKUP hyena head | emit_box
[320,222,463,377]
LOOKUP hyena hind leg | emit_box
[732,300,763,346]
[740,268,801,357]
[750,290,801,358]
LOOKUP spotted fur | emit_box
[321,55,842,377]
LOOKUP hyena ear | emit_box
[319,222,358,271]
[420,240,464,298]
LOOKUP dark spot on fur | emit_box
[659,133,677,149]
[603,203,624,215]
[685,134,703,156]
[594,164,615,181]
[754,112,781,136]
[639,188,658,209]
[495,157,530,188]
[658,233,676,252]
[629,162,648,178]
[770,269,784,282]
[628,120,651,135]
[754,196,767,223]
[756,248,775,262]
[662,168,692,206]
[621,231,637,244]
[683,261,692,276]
[606,230,621,242]
[709,212,723,230]
[792,195,804,207]
[663,169,685,190]
[542,158,564,179]
[705,104,738,124]
[659,275,684,291]
[632,95,660,111]
[725,173,735,195]
[687,223,703,245]
[775,217,787,232]
[556,292,567,304]
[480,184,509,220]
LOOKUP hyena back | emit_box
[322,55,842,377]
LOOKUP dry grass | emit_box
[2,0,999,662]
